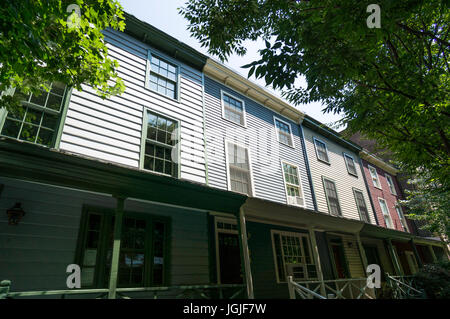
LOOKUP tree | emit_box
[180,0,450,189]
[0,0,126,111]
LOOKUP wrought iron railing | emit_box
[385,274,426,299]
[287,276,375,299]
[0,280,246,299]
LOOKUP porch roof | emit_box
[0,138,247,214]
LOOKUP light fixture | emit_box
[6,203,26,225]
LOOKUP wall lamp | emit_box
[6,203,26,225]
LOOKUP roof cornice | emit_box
[360,149,399,175]
[204,58,305,123]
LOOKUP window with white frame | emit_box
[313,138,329,163]
[274,117,293,147]
[143,111,178,177]
[222,92,245,126]
[0,82,67,147]
[323,177,342,216]
[378,198,394,229]
[353,189,370,223]
[385,174,397,195]
[282,162,304,207]
[271,231,317,282]
[343,153,358,176]
[147,53,178,99]
[226,142,253,195]
[395,205,409,232]
[368,165,381,188]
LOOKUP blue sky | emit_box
[118,0,345,130]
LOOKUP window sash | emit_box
[282,163,303,206]
[314,139,329,162]
[272,231,316,282]
[148,54,178,99]
[354,190,370,223]
[395,206,408,231]
[344,154,358,176]
[275,119,293,146]
[379,199,393,228]
[227,143,252,195]
[324,179,342,216]
[223,94,244,125]
[369,166,381,188]
[386,175,397,195]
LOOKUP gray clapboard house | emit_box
[0,13,447,299]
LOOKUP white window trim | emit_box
[343,152,358,177]
[280,160,305,208]
[273,116,295,148]
[270,229,315,283]
[395,204,409,232]
[214,216,238,284]
[145,49,181,102]
[385,174,397,195]
[313,137,330,164]
[378,197,394,229]
[220,90,247,128]
[368,164,382,189]
[224,139,255,197]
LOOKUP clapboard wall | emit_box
[0,177,209,292]
[59,28,206,184]
[203,76,314,210]
[302,126,374,223]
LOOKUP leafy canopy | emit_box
[0,0,126,110]
[180,0,450,189]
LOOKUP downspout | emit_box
[358,156,380,226]
[299,121,318,211]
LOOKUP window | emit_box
[353,189,370,223]
[78,209,168,288]
[323,177,342,216]
[368,165,381,188]
[386,174,397,195]
[378,198,393,229]
[271,231,317,282]
[274,117,294,147]
[222,92,245,126]
[146,53,178,100]
[395,205,409,232]
[313,137,329,163]
[143,111,178,177]
[343,153,358,177]
[0,82,67,147]
[226,142,253,195]
[282,162,304,207]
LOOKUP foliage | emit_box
[400,171,450,241]
[180,0,450,191]
[0,0,126,111]
[413,260,450,299]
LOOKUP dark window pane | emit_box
[37,128,54,146]
[25,109,43,125]
[50,82,66,96]
[144,156,154,171]
[147,126,157,140]
[88,214,102,231]
[30,91,48,106]
[20,124,38,142]
[145,143,155,156]
[41,113,59,129]
[1,119,21,138]
[155,159,164,173]
[155,145,165,159]
[46,93,63,111]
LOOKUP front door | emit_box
[331,244,347,279]
[215,218,243,284]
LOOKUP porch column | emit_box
[386,239,403,276]
[428,245,438,263]
[410,239,423,268]
[356,233,368,271]
[237,207,254,299]
[308,228,326,297]
[108,196,126,299]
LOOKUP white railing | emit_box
[287,276,375,299]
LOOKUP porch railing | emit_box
[0,280,246,299]
[287,276,375,299]
[385,274,426,299]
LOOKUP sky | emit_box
[118,0,345,130]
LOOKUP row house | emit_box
[0,13,448,299]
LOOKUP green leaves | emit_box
[0,0,126,112]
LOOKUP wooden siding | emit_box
[59,28,206,184]
[339,234,366,278]
[203,76,314,209]
[0,177,209,291]
[302,126,374,223]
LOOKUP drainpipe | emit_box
[236,206,254,299]
[299,123,318,211]
[358,156,379,226]
[108,196,126,299]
